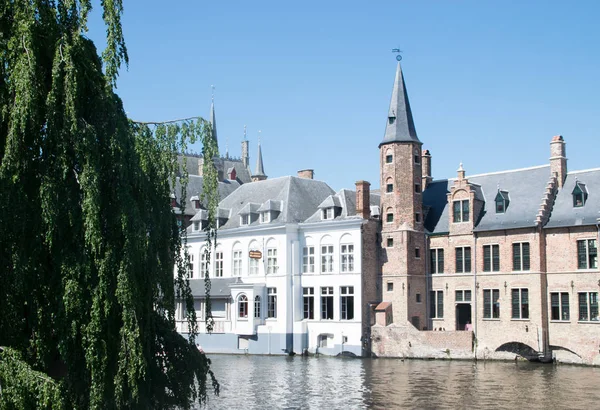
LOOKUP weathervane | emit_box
[392,48,402,61]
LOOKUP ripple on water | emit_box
[198,355,600,410]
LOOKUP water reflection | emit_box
[202,355,600,409]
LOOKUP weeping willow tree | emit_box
[0,1,219,408]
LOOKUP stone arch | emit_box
[495,341,538,360]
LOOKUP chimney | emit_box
[355,180,371,219]
[457,163,465,181]
[421,149,432,190]
[550,135,567,188]
[297,169,314,179]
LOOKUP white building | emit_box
[176,174,380,356]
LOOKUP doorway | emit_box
[456,303,472,330]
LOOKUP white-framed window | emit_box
[249,256,259,275]
[267,248,278,274]
[430,290,443,319]
[511,288,529,319]
[483,244,500,272]
[455,290,472,302]
[455,247,471,273]
[577,239,597,270]
[340,286,354,320]
[578,292,599,322]
[322,207,334,220]
[193,221,200,231]
[321,245,334,273]
[483,289,500,319]
[512,242,530,271]
[260,212,270,223]
[430,248,444,274]
[238,294,248,319]
[267,288,277,318]
[200,249,208,278]
[186,251,194,278]
[340,244,354,272]
[453,199,469,223]
[233,249,242,277]
[302,246,315,273]
[303,287,314,319]
[321,287,334,320]
[550,292,570,321]
[240,214,250,226]
[254,296,261,319]
[215,250,223,277]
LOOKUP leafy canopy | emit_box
[0,1,219,408]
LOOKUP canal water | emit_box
[201,355,600,409]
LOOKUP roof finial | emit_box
[211,84,215,103]
[392,48,403,61]
[457,162,464,172]
[258,130,261,145]
[243,125,247,141]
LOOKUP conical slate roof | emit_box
[253,143,266,177]
[380,62,420,147]
[209,101,219,150]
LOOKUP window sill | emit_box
[510,318,530,321]
[577,320,600,323]
[482,318,501,321]
[431,318,444,321]
[550,320,571,323]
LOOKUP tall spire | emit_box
[251,131,267,182]
[209,85,219,150]
[379,62,420,147]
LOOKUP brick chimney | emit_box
[297,169,314,179]
[421,149,432,190]
[355,180,371,219]
[550,135,567,188]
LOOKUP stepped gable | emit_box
[423,165,552,234]
[544,168,600,228]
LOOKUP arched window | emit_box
[200,247,208,278]
[232,242,242,277]
[238,294,248,318]
[254,296,261,318]
[248,240,260,275]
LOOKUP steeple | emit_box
[251,133,267,182]
[379,62,420,147]
[209,85,219,151]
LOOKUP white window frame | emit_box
[267,248,278,274]
[302,246,315,273]
[214,251,223,277]
[550,292,570,321]
[200,249,208,278]
[320,286,334,320]
[430,248,444,274]
[232,249,242,277]
[254,296,261,319]
[453,199,470,223]
[321,245,334,273]
[238,294,248,319]
[267,287,277,318]
[260,211,270,224]
[430,290,443,319]
[577,239,598,270]
[240,214,249,226]
[483,244,500,272]
[512,242,531,271]
[322,207,334,220]
[303,287,314,320]
[340,286,354,320]
[578,291,599,322]
[340,244,354,272]
[511,288,529,320]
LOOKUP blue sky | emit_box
[88,1,599,191]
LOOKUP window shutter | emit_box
[522,243,530,271]
[579,293,588,321]
[512,289,519,319]
[439,249,444,273]
[456,248,463,273]
[465,247,471,272]
[483,246,491,272]
[512,243,521,271]
[462,200,470,222]
[437,291,444,318]
[522,289,529,319]
[492,245,500,272]
[577,240,587,269]
[483,290,491,318]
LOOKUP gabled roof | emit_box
[379,62,420,147]
[238,202,261,215]
[257,199,282,212]
[545,169,600,228]
[423,165,552,234]
[317,195,342,209]
[304,188,377,223]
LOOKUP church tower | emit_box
[251,140,267,182]
[379,61,427,329]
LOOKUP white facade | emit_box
[176,218,369,356]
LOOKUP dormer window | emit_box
[322,208,334,220]
[193,221,200,231]
[572,182,587,207]
[260,211,271,223]
[495,190,509,214]
[388,116,396,125]
[240,214,250,226]
[190,195,201,209]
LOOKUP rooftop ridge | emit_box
[567,167,600,175]
[443,164,550,181]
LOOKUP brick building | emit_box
[374,62,599,365]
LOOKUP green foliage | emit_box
[0,1,218,408]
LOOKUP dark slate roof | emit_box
[545,169,600,228]
[252,143,266,178]
[175,175,240,216]
[212,176,335,229]
[304,188,374,223]
[222,158,252,184]
[379,62,420,147]
[423,165,552,234]
[188,278,235,298]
